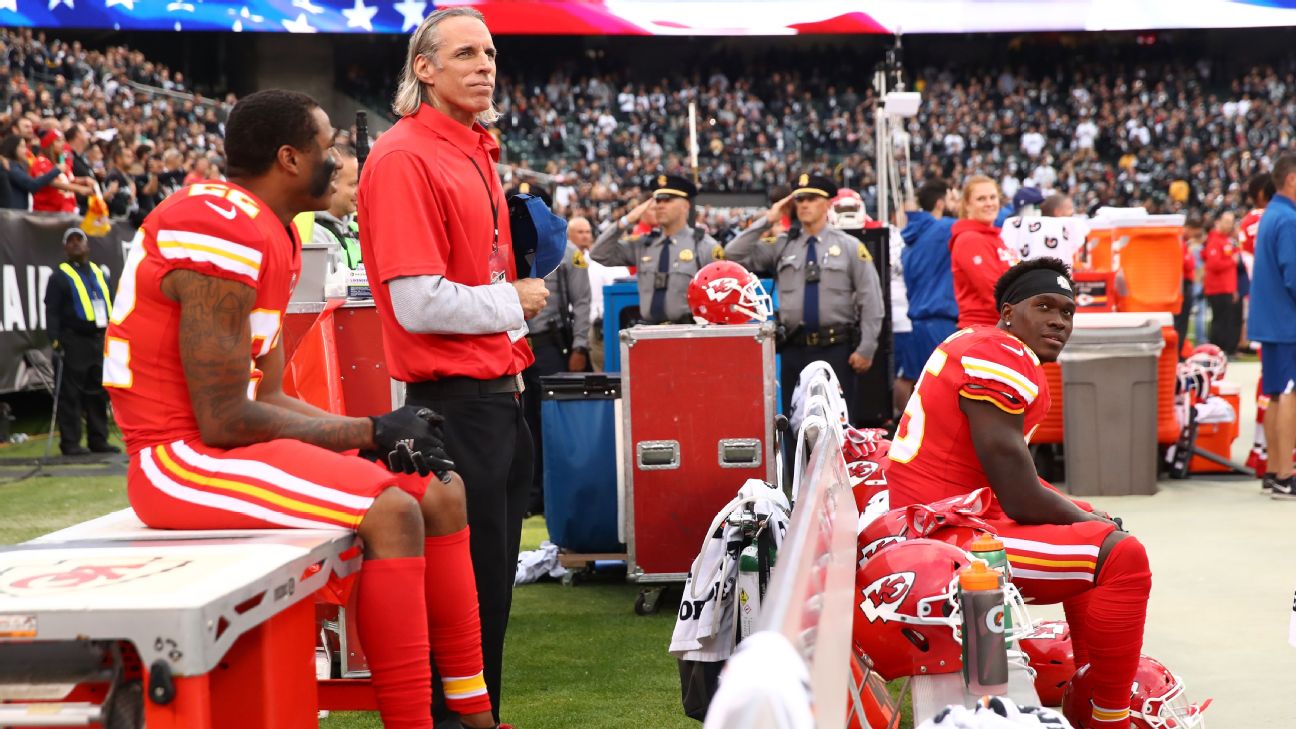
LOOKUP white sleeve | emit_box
[388,274,527,337]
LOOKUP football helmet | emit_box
[856,505,982,567]
[1187,343,1227,382]
[687,260,772,324]
[852,538,971,680]
[830,188,870,230]
[1063,655,1210,729]
[1020,620,1075,707]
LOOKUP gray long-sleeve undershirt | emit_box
[389,274,527,341]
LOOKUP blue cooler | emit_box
[540,373,624,553]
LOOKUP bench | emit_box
[0,508,364,728]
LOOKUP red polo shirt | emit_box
[358,104,533,382]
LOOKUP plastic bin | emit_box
[1058,315,1165,496]
[540,373,625,553]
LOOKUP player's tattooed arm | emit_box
[163,269,377,451]
[960,395,1099,526]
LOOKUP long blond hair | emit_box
[392,7,500,124]
[958,175,1000,219]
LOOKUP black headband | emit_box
[1000,268,1075,308]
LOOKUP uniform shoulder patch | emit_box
[857,242,873,262]
[572,249,588,269]
[712,244,725,260]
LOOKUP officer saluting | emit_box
[591,174,725,324]
[726,173,884,422]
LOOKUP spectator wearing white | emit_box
[1020,127,1045,158]
[1075,113,1098,151]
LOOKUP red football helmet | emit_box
[687,260,772,324]
[856,506,984,567]
[1020,620,1075,706]
[1187,343,1227,381]
[852,538,970,681]
[1063,655,1210,729]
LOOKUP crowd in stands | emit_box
[3,27,1293,243]
[0,28,233,223]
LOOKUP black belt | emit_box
[406,374,524,400]
[789,324,857,348]
[527,329,565,346]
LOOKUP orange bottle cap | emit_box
[959,561,1002,590]
[969,533,1004,552]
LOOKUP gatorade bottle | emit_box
[959,561,1008,696]
[969,533,1013,644]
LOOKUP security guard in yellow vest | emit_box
[590,174,725,324]
[43,228,118,455]
[725,173,885,423]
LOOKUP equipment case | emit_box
[621,322,777,587]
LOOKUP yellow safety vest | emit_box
[59,261,112,324]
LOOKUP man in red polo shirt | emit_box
[357,7,548,727]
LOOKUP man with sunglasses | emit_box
[726,173,884,422]
[591,174,725,324]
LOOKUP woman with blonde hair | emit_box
[950,175,1019,328]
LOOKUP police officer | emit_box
[44,228,119,455]
[726,173,885,422]
[517,183,592,514]
[311,146,361,270]
[591,174,725,324]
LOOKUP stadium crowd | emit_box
[0,28,232,223]
[2,27,1292,240]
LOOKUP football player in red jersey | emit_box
[105,90,495,728]
[887,257,1151,728]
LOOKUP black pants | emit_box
[520,338,567,514]
[56,329,110,453]
[404,390,533,724]
[1173,282,1193,356]
[779,340,857,424]
[1207,293,1239,355]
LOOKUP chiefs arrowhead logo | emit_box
[704,277,741,302]
[859,571,915,622]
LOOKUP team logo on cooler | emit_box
[859,570,915,622]
[1,556,194,596]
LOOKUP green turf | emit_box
[0,474,128,543]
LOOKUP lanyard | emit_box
[462,150,500,256]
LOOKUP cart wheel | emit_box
[105,680,144,729]
[634,587,663,616]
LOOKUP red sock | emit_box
[424,529,492,716]
[357,557,432,729]
[1082,537,1152,728]
[1062,591,1094,668]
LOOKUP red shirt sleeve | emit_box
[362,150,449,283]
[956,335,1043,415]
[150,190,269,289]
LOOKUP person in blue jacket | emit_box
[0,135,61,210]
[1250,153,1296,498]
[898,179,958,401]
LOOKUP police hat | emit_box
[652,174,698,201]
[791,173,836,199]
[506,181,553,208]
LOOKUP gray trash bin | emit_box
[1058,317,1164,496]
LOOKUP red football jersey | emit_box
[29,154,76,213]
[1239,207,1264,256]
[885,326,1050,518]
[105,181,300,454]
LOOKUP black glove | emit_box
[368,406,455,479]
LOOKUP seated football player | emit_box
[885,257,1151,729]
[104,90,494,728]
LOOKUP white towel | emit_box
[918,697,1073,728]
[701,631,814,729]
